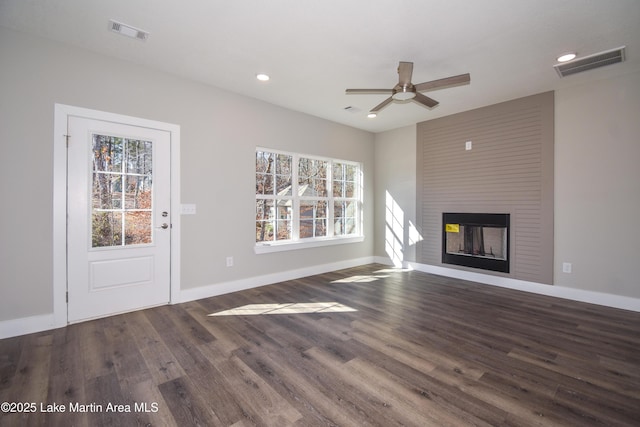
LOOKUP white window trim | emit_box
[255,147,363,253]
[254,235,365,254]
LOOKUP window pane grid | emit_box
[256,149,361,244]
[92,135,153,248]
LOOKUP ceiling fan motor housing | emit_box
[392,85,417,101]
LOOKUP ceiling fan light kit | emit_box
[346,61,470,115]
[392,86,416,101]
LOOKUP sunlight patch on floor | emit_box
[332,268,410,283]
[331,275,390,283]
[208,302,357,316]
[373,268,412,273]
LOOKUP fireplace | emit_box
[442,213,510,273]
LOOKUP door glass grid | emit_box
[91,134,153,247]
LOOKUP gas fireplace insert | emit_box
[442,213,510,273]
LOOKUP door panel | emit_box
[89,256,154,290]
[67,117,171,323]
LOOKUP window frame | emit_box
[255,147,364,254]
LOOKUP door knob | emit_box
[157,223,169,229]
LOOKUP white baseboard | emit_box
[0,257,375,340]
[177,256,376,304]
[372,256,640,313]
[0,313,60,340]
[5,255,636,340]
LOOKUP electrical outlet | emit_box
[562,262,572,273]
[465,141,472,150]
[226,256,234,267]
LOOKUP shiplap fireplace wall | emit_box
[416,92,554,284]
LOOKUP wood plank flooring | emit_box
[1,264,639,426]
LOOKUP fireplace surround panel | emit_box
[416,92,554,284]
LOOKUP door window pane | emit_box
[92,211,123,247]
[91,134,153,247]
[93,135,123,172]
[93,174,122,209]
[124,175,152,209]
[125,211,152,245]
[126,140,153,175]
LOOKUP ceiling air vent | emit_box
[554,46,625,77]
[109,20,149,41]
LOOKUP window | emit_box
[256,148,362,251]
[92,135,153,247]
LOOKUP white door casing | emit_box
[53,105,181,326]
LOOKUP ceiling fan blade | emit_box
[397,62,414,86]
[370,96,394,113]
[414,73,470,92]
[413,92,439,109]
[345,88,394,95]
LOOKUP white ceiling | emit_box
[1,0,639,133]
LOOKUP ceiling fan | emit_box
[345,61,470,115]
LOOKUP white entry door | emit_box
[67,116,171,323]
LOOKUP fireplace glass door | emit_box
[442,213,510,273]
[445,225,507,260]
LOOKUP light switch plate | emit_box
[181,204,197,215]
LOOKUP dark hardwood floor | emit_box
[1,264,639,426]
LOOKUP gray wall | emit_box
[0,28,375,322]
[373,125,417,265]
[375,71,640,300]
[554,71,640,296]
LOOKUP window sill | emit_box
[254,235,365,254]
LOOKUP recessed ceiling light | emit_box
[367,112,377,118]
[256,73,270,82]
[557,52,577,63]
